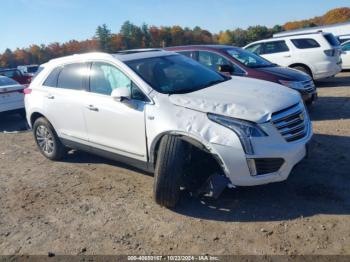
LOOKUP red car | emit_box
[165,45,317,104]
[0,68,32,87]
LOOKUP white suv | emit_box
[25,50,312,207]
[244,32,342,80]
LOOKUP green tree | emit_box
[95,24,112,52]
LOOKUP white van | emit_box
[244,32,342,80]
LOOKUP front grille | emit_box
[271,103,308,142]
[254,158,285,175]
[301,79,315,93]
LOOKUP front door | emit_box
[83,62,148,161]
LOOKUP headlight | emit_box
[279,80,305,90]
[208,113,267,155]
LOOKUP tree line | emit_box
[1,7,349,68]
[0,22,283,68]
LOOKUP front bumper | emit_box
[210,107,313,187]
[301,90,318,104]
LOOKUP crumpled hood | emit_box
[169,77,301,123]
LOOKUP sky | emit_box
[1,0,349,52]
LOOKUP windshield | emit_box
[125,55,229,94]
[226,48,275,68]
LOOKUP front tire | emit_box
[153,135,188,208]
[33,117,65,160]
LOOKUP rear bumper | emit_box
[0,101,24,113]
[313,61,342,79]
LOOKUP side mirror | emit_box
[218,64,234,74]
[111,87,131,102]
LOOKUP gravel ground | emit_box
[0,72,349,256]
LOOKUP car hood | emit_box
[169,77,301,123]
[256,66,310,81]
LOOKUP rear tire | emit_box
[291,65,312,78]
[33,117,65,161]
[153,135,188,208]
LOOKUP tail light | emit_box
[23,88,32,95]
[324,49,335,56]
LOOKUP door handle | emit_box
[46,94,55,99]
[283,55,291,58]
[86,105,99,112]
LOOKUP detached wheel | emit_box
[153,135,188,208]
[292,65,312,78]
[33,117,65,160]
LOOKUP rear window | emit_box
[0,77,18,86]
[0,70,22,78]
[291,38,320,49]
[324,33,340,47]
[43,67,62,87]
[27,66,39,73]
[57,63,86,90]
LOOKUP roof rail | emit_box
[114,48,163,55]
[273,31,325,38]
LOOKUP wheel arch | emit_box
[149,131,225,171]
[288,63,313,78]
[30,111,46,126]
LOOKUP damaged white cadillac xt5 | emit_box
[25,50,312,208]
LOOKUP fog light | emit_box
[246,159,257,176]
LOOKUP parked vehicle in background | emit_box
[18,65,39,77]
[0,76,25,117]
[166,45,317,104]
[341,40,350,69]
[273,21,350,43]
[25,50,312,208]
[0,68,32,87]
[244,32,342,80]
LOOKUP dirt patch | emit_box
[0,73,349,255]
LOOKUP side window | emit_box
[89,62,147,101]
[57,63,87,90]
[342,43,350,51]
[262,41,289,54]
[245,43,263,55]
[198,51,245,75]
[291,38,320,49]
[43,67,62,87]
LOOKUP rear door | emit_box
[260,40,291,66]
[83,61,148,161]
[42,63,90,143]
